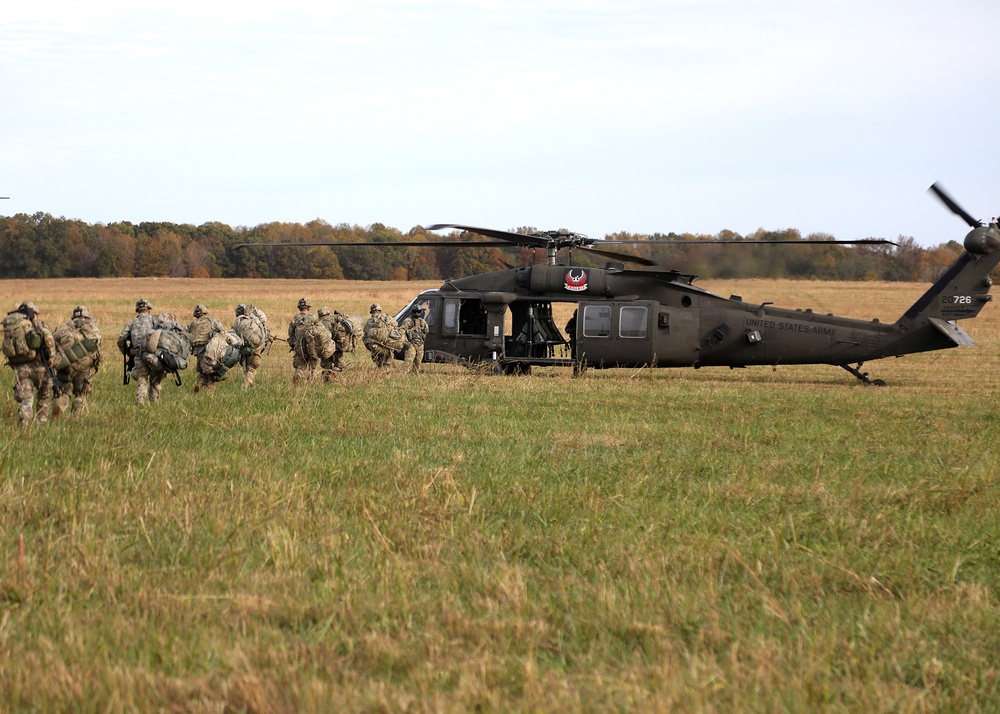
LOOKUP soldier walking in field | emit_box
[117,298,159,406]
[2,301,57,426]
[53,305,102,417]
[288,297,319,383]
[315,307,342,381]
[400,304,429,374]
[363,303,404,370]
[187,304,225,393]
[232,304,271,388]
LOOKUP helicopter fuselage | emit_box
[396,239,997,378]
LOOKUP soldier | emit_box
[363,303,403,370]
[139,313,191,394]
[187,304,225,393]
[233,304,271,388]
[117,298,159,406]
[316,307,342,381]
[288,297,318,383]
[2,301,56,426]
[53,305,102,417]
[400,304,429,374]
[565,309,578,360]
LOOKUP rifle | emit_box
[36,334,62,399]
[265,335,287,355]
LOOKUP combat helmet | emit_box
[135,298,152,313]
[411,305,425,317]
[72,305,92,319]
[18,301,39,316]
[370,303,382,313]
[297,297,311,310]
[235,304,247,317]
[193,304,207,318]
[317,306,331,317]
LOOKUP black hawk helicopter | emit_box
[243,184,998,384]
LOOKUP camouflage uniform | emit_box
[5,302,56,426]
[187,305,225,393]
[53,305,102,417]
[363,303,401,370]
[234,304,270,388]
[400,306,429,374]
[327,311,356,371]
[117,299,161,406]
[317,307,342,381]
[288,298,317,383]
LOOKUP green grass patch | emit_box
[0,279,998,711]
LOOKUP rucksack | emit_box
[188,317,219,353]
[2,311,41,365]
[364,316,405,352]
[298,321,335,361]
[142,327,191,375]
[337,315,364,353]
[126,313,156,355]
[53,319,101,374]
[201,331,244,380]
[233,312,269,355]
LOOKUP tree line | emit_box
[0,212,973,282]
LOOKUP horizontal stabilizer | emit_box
[929,318,977,346]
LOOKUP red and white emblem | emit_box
[564,269,588,292]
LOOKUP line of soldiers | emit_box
[4,296,430,424]
[287,298,428,381]
[2,301,102,426]
[117,299,273,405]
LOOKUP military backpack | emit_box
[299,321,336,361]
[53,319,101,374]
[188,317,219,354]
[1,311,42,365]
[142,327,191,374]
[233,309,269,355]
[201,331,244,380]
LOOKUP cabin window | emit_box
[443,301,458,331]
[582,305,612,338]
[619,306,648,338]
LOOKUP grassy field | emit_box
[0,277,998,712]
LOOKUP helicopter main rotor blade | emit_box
[236,240,513,249]
[577,245,659,266]
[929,182,981,228]
[598,238,897,246]
[426,224,553,249]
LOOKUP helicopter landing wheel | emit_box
[500,361,532,376]
[840,363,886,386]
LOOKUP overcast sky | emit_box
[2,0,999,247]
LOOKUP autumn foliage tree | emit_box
[0,211,992,283]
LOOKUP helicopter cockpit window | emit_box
[582,305,612,338]
[619,306,648,338]
[421,299,437,327]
